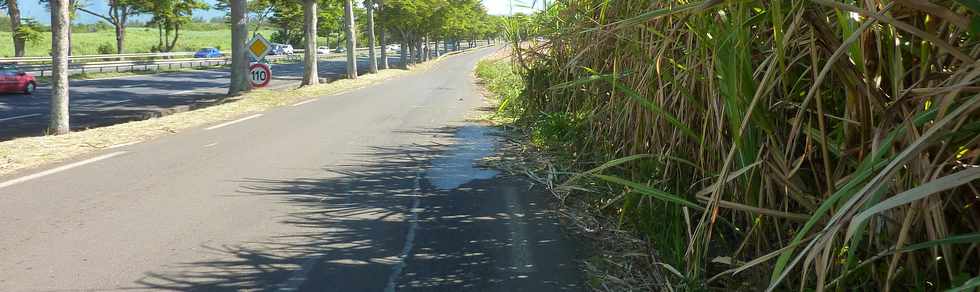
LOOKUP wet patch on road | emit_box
[424,125,500,190]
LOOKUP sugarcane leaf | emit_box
[592,174,704,210]
[847,167,980,238]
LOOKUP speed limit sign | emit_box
[249,63,272,88]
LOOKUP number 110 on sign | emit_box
[249,63,272,88]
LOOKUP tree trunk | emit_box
[343,0,358,79]
[377,0,387,69]
[400,41,408,69]
[166,23,179,52]
[365,0,378,74]
[50,0,71,135]
[301,0,319,86]
[228,0,250,96]
[7,0,25,57]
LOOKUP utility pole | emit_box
[228,0,250,96]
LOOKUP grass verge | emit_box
[0,61,439,178]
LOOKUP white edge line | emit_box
[174,90,197,95]
[291,99,318,107]
[204,114,263,131]
[0,113,41,122]
[0,151,127,190]
[384,170,424,292]
[107,141,140,149]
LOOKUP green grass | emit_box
[0,28,276,57]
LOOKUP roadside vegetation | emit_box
[483,1,980,291]
[0,28,276,57]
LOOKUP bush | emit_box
[97,43,115,55]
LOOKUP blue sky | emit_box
[13,0,542,24]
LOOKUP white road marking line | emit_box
[203,142,218,148]
[204,114,263,130]
[174,89,197,95]
[0,151,127,190]
[0,113,41,122]
[384,171,424,292]
[107,141,140,149]
[291,99,318,107]
[103,99,132,106]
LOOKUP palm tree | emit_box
[301,0,318,86]
[49,0,70,135]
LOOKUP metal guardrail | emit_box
[7,42,492,78]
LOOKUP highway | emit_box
[0,46,583,291]
[0,53,388,141]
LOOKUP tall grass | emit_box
[504,1,980,290]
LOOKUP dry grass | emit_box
[0,63,437,178]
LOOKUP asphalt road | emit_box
[0,53,394,141]
[0,46,582,291]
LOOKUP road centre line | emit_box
[103,99,132,106]
[204,114,263,131]
[0,151,127,190]
[0,114,41,122]
[291,99,318,107]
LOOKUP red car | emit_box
[0,63,37,95]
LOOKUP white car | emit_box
[385,44,401,52]
[316,46,331,54]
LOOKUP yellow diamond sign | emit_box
[246,34,272,61]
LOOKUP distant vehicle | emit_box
[0,63,36,95]
[385,44,401,52]
[335,47,346,53]
[316,46,332,54]
[194,48,223,58]
[271,44,294,55]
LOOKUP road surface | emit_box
[0,54,389,141]
[0,46,583,291]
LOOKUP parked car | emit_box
[271,44,295,55]
[194,47,223,58]
[385,44,401,53]
[316,46,331,54]
[0,63,36,95]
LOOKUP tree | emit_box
[75,0,139,54]
[227,0,249,96]
[131,0,207,52]
[376,0,387,69]
[343,0,357,79]
[365,0,377,74]
[1,0,25,57]
[301,0,318,86]
[50,0,70,135]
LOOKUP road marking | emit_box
[103,99,132,106]
[384,171,424,292]
[203,142,218,148]
[174,89,197,95]
[0,113,41,122]
[0,151,127,190]
[204,114,263,130]
[291,99,318,107]
[107,141,140,149]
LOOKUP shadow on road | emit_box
[132,126,582,291]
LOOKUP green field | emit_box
[0,28,277,57]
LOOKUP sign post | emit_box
[246,34,273,88]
